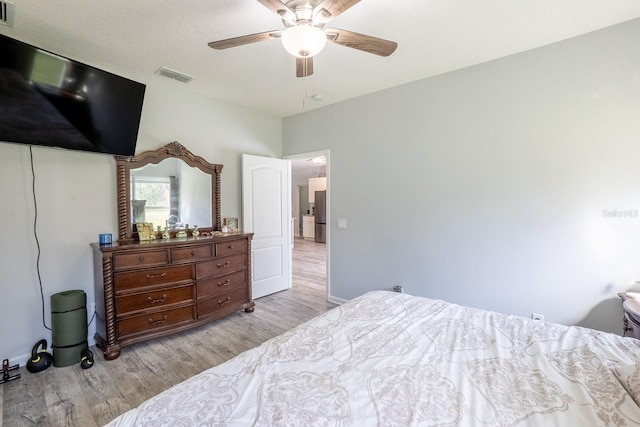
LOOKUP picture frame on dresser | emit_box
[135,222,154,241]
[224,217,239,231]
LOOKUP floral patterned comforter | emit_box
[107,291,640,426]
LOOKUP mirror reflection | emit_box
[130,158,212,230]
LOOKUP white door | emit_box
[242,154,292,299]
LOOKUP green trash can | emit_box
[51,290,88,367]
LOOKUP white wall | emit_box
[0,78,281,364]
[283,18,640,333]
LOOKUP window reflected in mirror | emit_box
[132,176,171,226]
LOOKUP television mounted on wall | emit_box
[0,33,146,156]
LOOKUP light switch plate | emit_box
[338,218,347,229]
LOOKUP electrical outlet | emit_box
[531,313,544,321]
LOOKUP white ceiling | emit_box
[4,1,640,118]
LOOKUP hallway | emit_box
[292,236,326,295]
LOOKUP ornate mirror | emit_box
[116,141,222,242]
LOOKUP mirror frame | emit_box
[115,141,223,243]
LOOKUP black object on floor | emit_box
[1,358,20,384]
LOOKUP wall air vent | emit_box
[155,66,194,83]
[0,0,15,28]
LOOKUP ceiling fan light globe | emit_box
[281,24,327,58]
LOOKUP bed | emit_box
[107,290,640,426]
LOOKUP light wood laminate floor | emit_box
[1,238,331,426]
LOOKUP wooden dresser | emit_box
[91,233,254,360]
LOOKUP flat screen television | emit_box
[0,33,145,156]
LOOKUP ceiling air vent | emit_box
[155,66,194,83]
[0,0,15,28]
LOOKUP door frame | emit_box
[284,150,330,301]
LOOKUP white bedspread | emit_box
[107,291,640,426]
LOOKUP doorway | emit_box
[285,150,330,300]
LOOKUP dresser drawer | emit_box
[115,264,193,291]
[197,287,248,318]
[116,284,194,316]
[171,244,213,263]
[114,250,169,270]
[197,271,246,298]
[196,254,247,279]
[215,239,247,257]
[118,305,195,338]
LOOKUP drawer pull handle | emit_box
[138,257,144,262]
[146,273,167,279]
[147,294,167,304]
[149,315,168,326]
[228,244,235,249]
[217,261,230,269]
[217,279,231,288]
[191,251,195,256]
[218,297,231,305]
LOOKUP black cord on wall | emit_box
[30,147,96,330]
[30,146,51,331]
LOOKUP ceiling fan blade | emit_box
[317,0,361,19]
[296,57,313,78]
[256,0,293,15]
[208,31,282,50]
[326,28,397,56]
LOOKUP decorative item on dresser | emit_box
[223,217,239,231]
[92,141,254,360]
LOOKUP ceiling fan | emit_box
[208,0,397,78]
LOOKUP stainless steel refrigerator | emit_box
[314,190,326,243]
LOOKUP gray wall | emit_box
[283,18,640,332]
